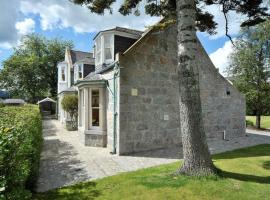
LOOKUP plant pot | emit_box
[66,120,78,131]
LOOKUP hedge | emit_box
[0,105,42,199]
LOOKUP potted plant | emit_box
[61,94,78,131]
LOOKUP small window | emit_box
[78,64,83,79]
[61,66,65,82]
[104,35,113,60]
[91,89,100,127]
[96,37,102,65]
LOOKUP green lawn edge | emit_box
[33,144,270,200]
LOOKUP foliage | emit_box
[61,95,78,128]
[246,116,270,129]
[0,105,42,199]
[0,34,73,102]
[246,119,254,127]
[72,0,269,36]
[228,20,270,128]
[34,144,270,200]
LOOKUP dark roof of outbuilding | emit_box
[70,50,93,64]
[93,27,144,40]
[4,99,25,104]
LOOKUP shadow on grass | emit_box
[263,161,270,170]
[213,144,270,160]
[220,170,270,184]
[34,182,101,200]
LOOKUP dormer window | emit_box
[104,35,113,61]
[78,64,83,79]
[60,66,66,82]
[74,64,84,83]
[95,34,114,66]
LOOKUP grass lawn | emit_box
[34,145,270,200]
[246,116,270,129]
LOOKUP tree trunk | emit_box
[256,114,261,129]
[176,0,216,176]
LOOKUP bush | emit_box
[0,105,42,199]
[61,95,78,130]
[246,120,254,127]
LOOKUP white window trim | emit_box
[95,33,114,66]
[74,64,84,83]
[59,65,67,83]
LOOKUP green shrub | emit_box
[0,105,42,199]
[61,95,78,130]
[246,120,254,127]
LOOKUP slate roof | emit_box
[70,51,93,64]
[75,57,95,65]
[83,72,104,81]
[93,27,144,40]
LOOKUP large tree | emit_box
[0,34,73,102]
[71,0,269,175]
[228,20,270,129]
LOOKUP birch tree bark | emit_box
[176,0,216,176]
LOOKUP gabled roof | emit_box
[70,50,93,64]
[37,97,56,104]
[93,27,144,40]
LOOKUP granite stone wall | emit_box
[117,24,246,155]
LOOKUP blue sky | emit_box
[0,0,241,75]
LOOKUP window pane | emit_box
[104,35,111,47]
[92,90,99,107]
[92,109,99,126]
[61,67,65,81]
[96,38,101,51]
[97,52,101,64]
[91,90,99,127]
[105,48,112,60]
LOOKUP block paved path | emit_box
[36,119,270,192]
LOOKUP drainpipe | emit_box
[112,62,119,154]
[106,62,119,154]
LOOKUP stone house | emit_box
[57,48,95,123]
[57,23,246,155]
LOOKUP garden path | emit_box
[36,119,270,192]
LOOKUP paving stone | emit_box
[36,119,270,192]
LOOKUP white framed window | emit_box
[95,34,114,66]
[96,37,102,66]
[104,35,113,62]
[91,89,100,127]
[78,64,83,79]
[74,64,84,83]
[60,66,66,82]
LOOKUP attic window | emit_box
[78,64,83,79]
[61,66,66,82]
[95,34,114,66]
[104,35,113,60]
[226,89,231,96]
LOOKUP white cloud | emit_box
[201,4,244,39]
[15,18,35,35]
[0,0,20,49]
[20,0,160,33]
[209,40,234,76]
